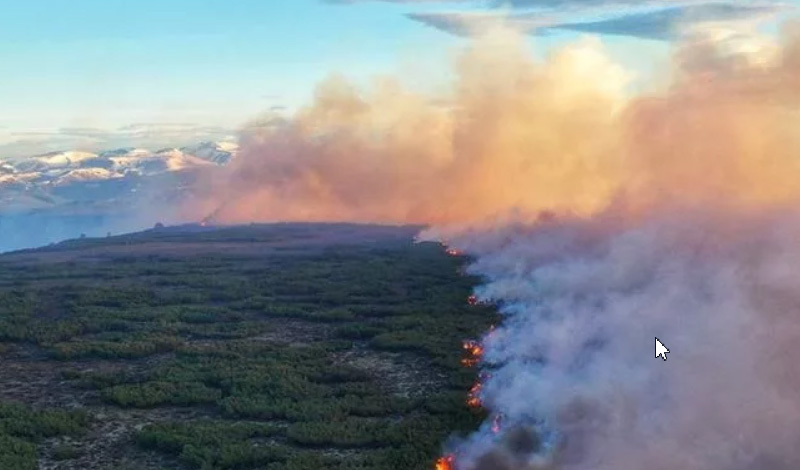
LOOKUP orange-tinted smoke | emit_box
[186,22,800,227]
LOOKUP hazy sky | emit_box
[0,0,793,158]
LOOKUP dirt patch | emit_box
[334,343,448,399]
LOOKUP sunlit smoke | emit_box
[185,28,630,225]
[187,20,800,227]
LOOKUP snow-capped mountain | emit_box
[180,141,238,165]
[1,141,238,188]
[0,140,239,223]
[13,150,98,174]
[96,147,214,177]
[0,141,240,252]
[0,160,16,174]
[52,168,119,185]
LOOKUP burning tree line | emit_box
[440,242,554,470]
[435,336,503,470]
[436,244,501,470]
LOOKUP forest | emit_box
[0,223,497,470]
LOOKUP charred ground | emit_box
[0,223,495,470]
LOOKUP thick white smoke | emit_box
[436,208,800,469]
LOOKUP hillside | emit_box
[0,223,495,470]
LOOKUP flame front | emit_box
[461,340,484,367]
[446,247,464,256]
[467,381,483,409]
[435,454,455,470]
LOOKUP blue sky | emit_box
[0,0,794,157]
[1,0,454,156]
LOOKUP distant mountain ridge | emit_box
[0,141,238,217]
[1,141,237,188]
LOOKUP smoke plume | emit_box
[188,22,800,225]
[440,207,800,469]
[186,29,631,225]
[189,20,800,469]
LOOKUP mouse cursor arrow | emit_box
[655,337,670,361]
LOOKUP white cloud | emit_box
[0,123,237,160]
[330,0,792,41]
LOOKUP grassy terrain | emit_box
[0,223,496,470]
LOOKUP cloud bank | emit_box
[409,3,789,40]
[328,0,791,41]
[0,123,236,160]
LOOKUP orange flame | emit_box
[441,241,462,257]
[466,372,492,409]
[461,340,484,367]
[435,454,455,470]
[467,381,483,408]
